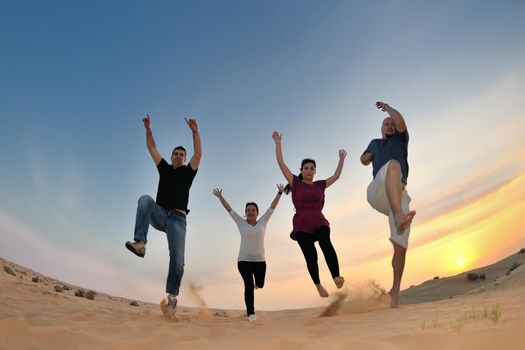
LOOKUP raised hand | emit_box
[273,130,292,184]
[212,188,223,198]
[270,183,286,209]
[325,149,347,188]
[376,101,389,112]
[272,131,282,143]
[213,187,232,212]
[185,118,199,133]
[143,114,151,129]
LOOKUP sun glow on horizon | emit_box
[337,172,525,296]
[398,172,525,284]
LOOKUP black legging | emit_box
[237,261,266,316]
[295,226,340,285]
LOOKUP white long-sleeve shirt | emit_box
[229,208,274,262]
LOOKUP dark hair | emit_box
[284,158,316,195]
[172,146,187,156]
[245,202,259,213]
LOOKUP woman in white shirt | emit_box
[213,184,285,321]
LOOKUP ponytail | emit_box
[284,174,303,195]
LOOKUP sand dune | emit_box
[1,253,524,350]
[400,251,525,304]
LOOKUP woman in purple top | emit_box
[272,131,347,297]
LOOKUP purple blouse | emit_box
[290,175,330,240]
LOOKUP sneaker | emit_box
[160,295,177,321]
[167,295,177,315]
[248,314,257,322]
[125,241,145,258]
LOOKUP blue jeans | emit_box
[133,195,186,295]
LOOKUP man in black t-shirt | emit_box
[361,101,416,308]
[125,114,202,320]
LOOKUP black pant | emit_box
[296,226,340,285]
[237,261,266,316]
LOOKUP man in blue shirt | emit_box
[361,101,416,308]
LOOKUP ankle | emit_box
[392,210,403,217]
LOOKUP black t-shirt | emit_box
[156,158,198,214]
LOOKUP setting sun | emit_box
[456,260,465,267]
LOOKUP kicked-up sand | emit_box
[1,251,524,350]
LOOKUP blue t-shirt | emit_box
[364,131,409,183]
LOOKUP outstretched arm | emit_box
[212,188,233,213]
[325,149,347,188]
[376,101,407,133]
[143,114,162,166]
[186,118,202,171]
[272,131,293,185]
[270,184,285,209]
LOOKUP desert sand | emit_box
[1,251,524,350]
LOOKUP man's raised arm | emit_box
[143,114,162,166]
[376,101,407,133]
[186,118,202,170]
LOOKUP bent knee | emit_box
[387,160,401,171]
[138,195,154,206]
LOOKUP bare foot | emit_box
[334,276,345,289]
[395,210,416,233]
[316,284,329,298]
[390,290,399,308]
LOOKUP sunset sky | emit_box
[1,0,525,310]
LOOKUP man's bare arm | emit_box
[361,152,372,166]
[376,101,407,133]
[143,114,162,166]
[186,118,202,170]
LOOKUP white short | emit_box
[367,161,412,249]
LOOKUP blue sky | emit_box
[1,0,525,310]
